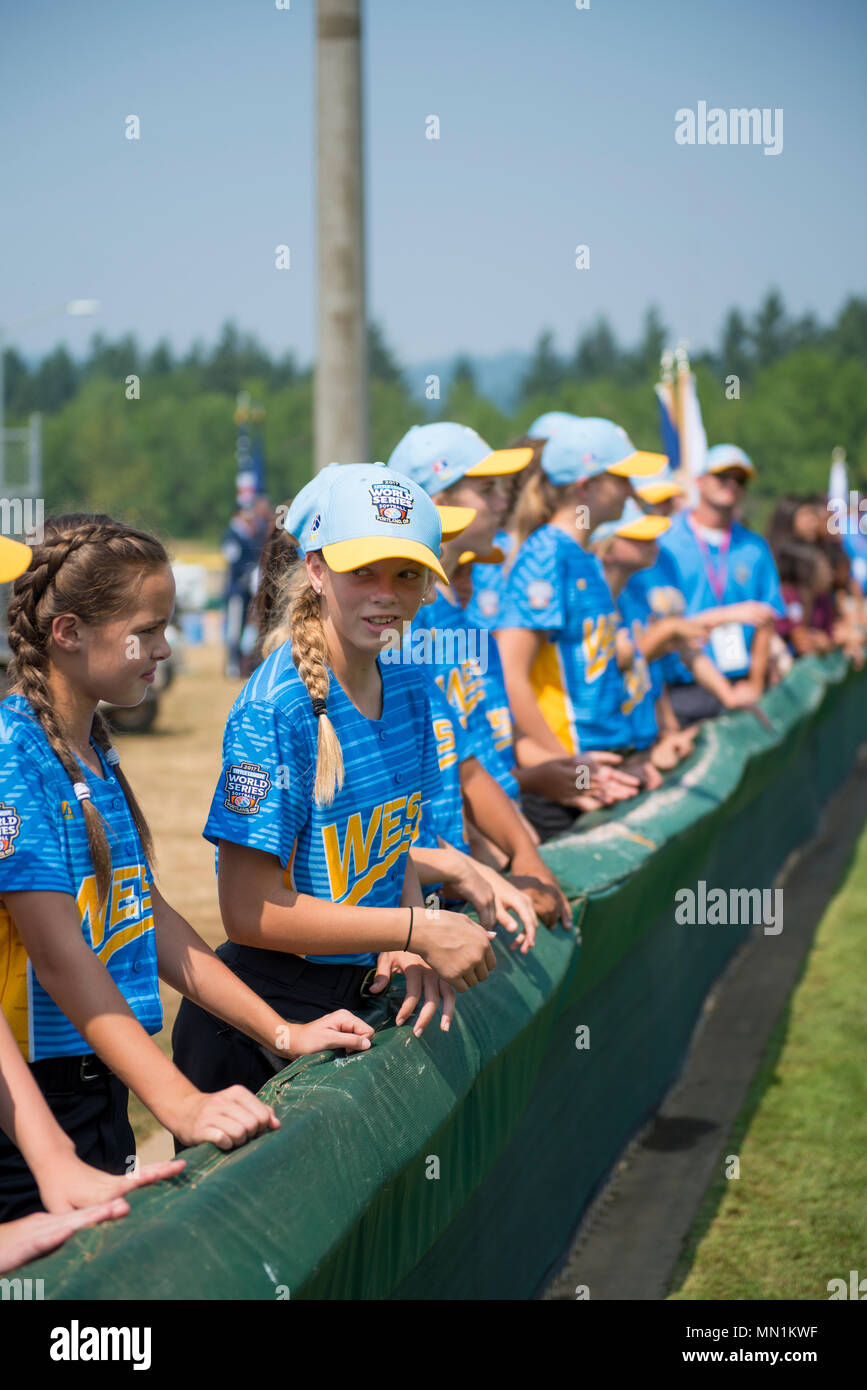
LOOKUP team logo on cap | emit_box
[0,802,20,859]
[309,512,321,538]
[370,479,413,525]
[224,763,272,815]
[431,459,448,476]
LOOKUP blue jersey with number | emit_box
[418,677,474,856]
[497,524,632,752]
[615,585,659,750]
[409,589,519,800]
[204,642,441,967]
[658,511,785,682]
[0,694,162,1062]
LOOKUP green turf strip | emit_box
[669,818,867,1301]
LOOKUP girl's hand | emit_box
[166,1086,280,1152]
[287,1011,374,1057]
[411,910,498,991]
[439,855,499,930]
[36,1155,185,1215]
[0,1200,131,1275]
[509,852,572,932]
[473,862,538,953]
[370,952,457,1035]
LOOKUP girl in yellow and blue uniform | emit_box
[171,465,498,1097]
[0,515,372,1219]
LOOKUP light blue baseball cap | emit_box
[631,461,685,503]
[285,463,452,582]
[526,410,580,440]
[589,496,672,546]
[698,443,755,478]
[540,416,667,486]
[386,422,533,495]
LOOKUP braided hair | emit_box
[6,513,169,907]
[259,511,345,807]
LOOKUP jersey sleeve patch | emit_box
[223,763,273,815]
[0,803,21,859]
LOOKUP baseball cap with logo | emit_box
[286,463,457,583]
[0,535,33,583]
[287,463,475,556]
[387,422,533,495]
[589,497,672,546]
[697,444,755,479]
[540,417,667,486]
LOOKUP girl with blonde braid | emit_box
[0,515,373,1219]
[171,465,497,1097]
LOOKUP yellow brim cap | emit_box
[464,446,534,478]
[437,505,477,541]
[636,480,685,504]
[708,462,755,479]
[457,546,505,567]
[614,513,672,541]
[606,450,669,478]
[0,536,33,582]
[322,537,448,585]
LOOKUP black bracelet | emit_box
[404,906,414,952]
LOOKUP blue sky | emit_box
[1,0,865,367]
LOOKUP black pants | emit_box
[520,792,581,844]
[668,683,726,727]
[171,941,374,1102]
[0,1056,134,1223]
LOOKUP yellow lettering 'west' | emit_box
[434,718,457,769]
[76,864,152,959]
[582,614,617,682]
[322,806,383,901]
[380,797,408,856]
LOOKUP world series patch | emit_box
[224,763,272,815]
[0,802,21,859]
[369,479,413,524]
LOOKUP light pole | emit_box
[315,0,368,471]
[0,299,100,490]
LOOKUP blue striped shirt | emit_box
[204,642,441,966]
[0,694,161,1062]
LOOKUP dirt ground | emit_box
[112,641,244,1152]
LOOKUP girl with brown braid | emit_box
[171,466,498,1100]
[0,514,373,1221]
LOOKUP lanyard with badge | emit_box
[687,515,749,674]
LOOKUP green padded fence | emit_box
[18,653,867,1300]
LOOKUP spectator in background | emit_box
[221,497,270,678]
[658,445,785,726]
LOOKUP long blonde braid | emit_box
[262,555,345,806]
[6,514,167,907]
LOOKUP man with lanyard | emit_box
[659,444,786,727]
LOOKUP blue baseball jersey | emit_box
[469,530,515,630]
[615,584,659,750]
[418,676,473,856]
[624,555,691,688]
[0,694,162,1062]
[410,589,519,800]
[204,643,441,967]
[842,530,867,595]
[497,524,632,753]
[659,512,785,682]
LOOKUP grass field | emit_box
[668,818,867,1301]
[110,641,244,1147]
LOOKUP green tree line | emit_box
[4,291,867,543]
